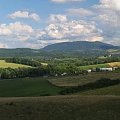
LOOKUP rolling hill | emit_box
[42,41,118,52]
[42,41,119,57]
[0,41,119,57]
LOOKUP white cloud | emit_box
[67,8,95,16]
[45,19,103,42]
[93,0,120,26]
[85,36,104,42]
[92,0,120,45]
[94,0,120,11]
[9,11,40,21]
[49,14,67,23]
[51,0,84,3]
[0,22,45,42]
[0,22,46,49]
[0,22,33,41]
[95,13,119,27]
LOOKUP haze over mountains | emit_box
[0,41,119,57]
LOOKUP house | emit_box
[87,69,92,73]
[99,68,113,71]
[113,67,119,70]
[61,72,67,76]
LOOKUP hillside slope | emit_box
[42,41,118,52]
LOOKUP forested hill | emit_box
[42,41,118,52]
[0,41,119,58]
[0,48,41,57]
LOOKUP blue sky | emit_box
[0,0,119,48]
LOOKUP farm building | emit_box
[87,69,92,73]
[61,72,67,76]
[99,68,113,71]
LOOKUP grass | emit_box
[108,62,120,67]
[0,60,32,68]
[0,96,119,120]
[79,62,120,70]
[0,77,63,97]
[49,72,120,87]
[77,84,120,96]
[79,63,109,70]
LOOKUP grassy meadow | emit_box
[0,77,62,97]
[79,62,120,70]
[0,96,119,120]
[77,84,120,96]
[108,62,120,67]
[0,60,32,68]
[49,72,120,87]
[79,63,109,70]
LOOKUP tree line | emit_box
[5,57,42,67]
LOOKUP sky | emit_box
[0,0,120,49]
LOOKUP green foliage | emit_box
[5,57,42,67]
[0,67,50,79]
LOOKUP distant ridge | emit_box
[42,41,118,52]
[0,41,119,57]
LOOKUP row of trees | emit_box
[5,58,42,67]
[0,67,50,79]
[0,65,88,79]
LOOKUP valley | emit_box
[0,41,120,120]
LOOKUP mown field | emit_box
[49,72,120,87]
[0,96,119,120]
[0,77,62,97]
[0,60,32,68]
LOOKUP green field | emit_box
[79,63,109,70]
[0,74,120,120]
[79,62,120,70]
[0,60,32,68]
[0,72,120,97]
[49,72,120,87]
[0,96,119,120]
[0,77,62,97]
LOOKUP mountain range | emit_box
[0,41,119,58]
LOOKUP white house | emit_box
[61,72,67,76]
[87,69,92,73]
[99,68,113,71]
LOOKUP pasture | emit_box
[77,84,120,96]
[0,60,32,68]
[79,63,109,70]
[0,96,119,120]
[108,62,120,67]
[79,62,120,70]
[49,72,120,87]
[0,77,62,97]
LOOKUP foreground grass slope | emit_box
[0,96,119,120]
[78,84,120,96]
[0,60,32,68]
[0,77,62,97]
